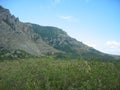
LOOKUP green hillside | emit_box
[0,58,120,90]
[0,47,33,60]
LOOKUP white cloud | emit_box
[106,41,120,48]
[59,15,78,22]
[59,16,74,21]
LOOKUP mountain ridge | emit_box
[0,6,119,60]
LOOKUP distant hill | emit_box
[0,6,119,60]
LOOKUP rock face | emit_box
[0,6,118,60]
[30,24,105,59]
[0,6,59,58]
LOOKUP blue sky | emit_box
[0,0,120,55]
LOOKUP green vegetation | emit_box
[0,57,120,90]
[0,48,32,60]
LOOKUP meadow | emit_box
[0,57,120,90]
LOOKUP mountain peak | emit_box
[0,5,9,14]
[0,5,5,10]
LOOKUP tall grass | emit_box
[0,58,120,90]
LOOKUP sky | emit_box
[0,0,120,55]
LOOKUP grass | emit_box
[0,57,120,90]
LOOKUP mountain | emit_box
[0,6,119,60]
[0,6,59,59]
[30,24,119,60]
